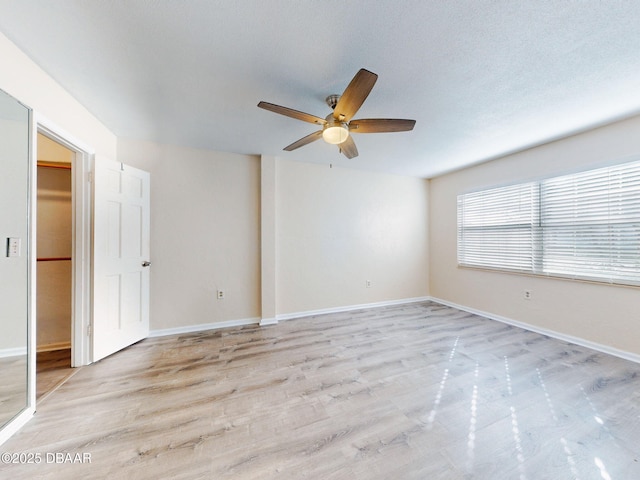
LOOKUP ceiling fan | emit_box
[258,68,416,159]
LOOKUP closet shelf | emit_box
[37,257,72,262]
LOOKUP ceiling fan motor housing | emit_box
[325,94,340,110]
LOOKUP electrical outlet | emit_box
[217,290,225,299]
[523,290,532,300]
[366,280,372,288]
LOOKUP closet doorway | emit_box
[36,133,75,401]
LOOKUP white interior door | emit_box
[92,157,150,362]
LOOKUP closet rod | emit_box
[37,257,72,262]
[37,161,71,170]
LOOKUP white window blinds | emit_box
[457,159,640,286]
[457,182,539,273]
[541,162,640,284]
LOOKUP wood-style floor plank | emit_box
[1,301,639,479]
[0,355,27,427]
[36,349,75,402]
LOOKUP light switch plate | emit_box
[7,237,21,257]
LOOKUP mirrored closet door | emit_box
[0,88,32,433]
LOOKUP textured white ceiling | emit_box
[1,1,640,178]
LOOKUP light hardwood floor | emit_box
[1,301,639,479]
[0,355,27,427]
[36,349,75,403]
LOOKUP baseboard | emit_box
[429,296,640,365]
[0,347,27,358]
[259,317,278,326]
[148,296,640,364]
[37,342,71,353]
[149,298,431,336]
[149,317,261,338]
[276,296,431,322]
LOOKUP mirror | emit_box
[0,89,31,429]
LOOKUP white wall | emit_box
[429,114,640,357]
[118,141,431,328]
[0,32,116,158]
[276,159,429,315]
[117,139,262,331]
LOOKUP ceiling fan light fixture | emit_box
[322,123,349,144]
[258,68,414,159]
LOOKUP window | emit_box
[457,159,640,286]
[457,182,540,273]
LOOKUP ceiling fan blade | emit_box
[349,118,416,133]
[333,69,378,122]
[258,101,326,125]
[338,135,358,159]
[283,130,324,151]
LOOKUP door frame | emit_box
[34,113,94,367]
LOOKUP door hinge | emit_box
[87,171,93,183]
[87,324,92,337]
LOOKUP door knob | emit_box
[142,261,151,267]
